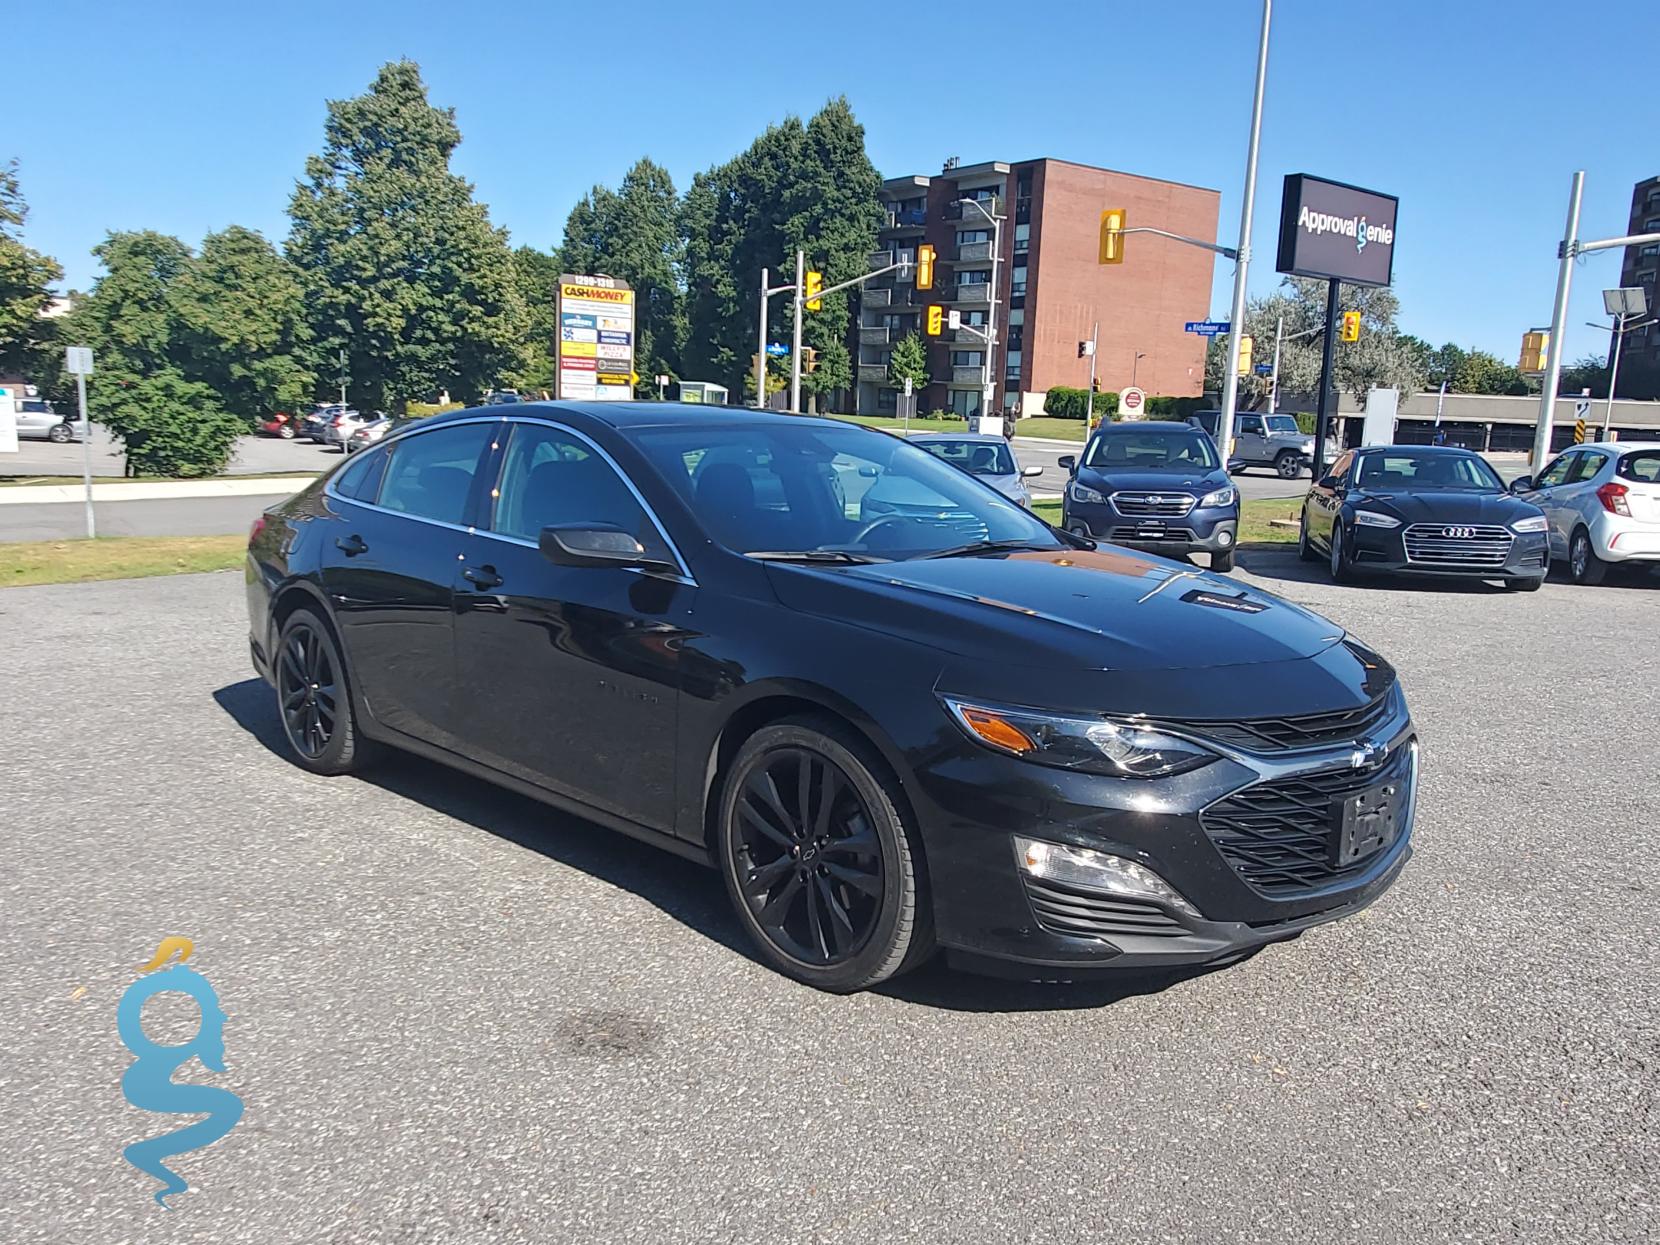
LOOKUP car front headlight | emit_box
[943,697,1216,778]
[1199,486,1237,508]
[1353,509,1401,529]
[1069,481,1105,505]
[1510,514,1548,533]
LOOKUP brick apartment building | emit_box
[1614,175,1660,401]
[854,157,1221,420]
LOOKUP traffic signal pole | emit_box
[757,266,769,407]
[790,250,805,413]
[1312,277,1341,476]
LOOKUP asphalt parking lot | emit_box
[2,559,1655,1244]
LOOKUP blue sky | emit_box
[12,0,1649,366]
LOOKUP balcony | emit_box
[944,196,1004,222]
[953,241,993,263]
[882,207,927,232]
[862,287,891,308]
[952,326,989,345]
[951,284,992,305]
[858,363,891,383]
[859,326,890,346]
[951,366,987,385]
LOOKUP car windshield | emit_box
[1355,451,1503,491]
[1084,429,1219,471]
[1265,415,1301,434]
[914,439,1015,476]
[633,422,1061,559]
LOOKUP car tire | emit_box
[279,424,296,440]
[1211,548,1235,573]
[717,716,935,993]
[1569,527,1608,586]
[1507,576,1545,592]
[273,608,378,776]
[47,422,73,444]
[1274,451,1302,480]
[1298,514,1317,562]
[1329,524,1354,584]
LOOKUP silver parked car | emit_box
[908,432,1043,506]
[15,398,87,443]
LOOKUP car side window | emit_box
[1327,452,1354,486]
[491,422,667,556]
[333,445,389,502]
[1238,416,1265,437]
[1567,452,1606,485]
[1535,453,1575,489]
[377,423,494,525]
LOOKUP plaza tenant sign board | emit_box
[1276,174,1398,288]
[556,274,635,401]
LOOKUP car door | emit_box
[1559,449,1611,544]
[1305,450,1353,549]
[318,418,499,753]
[1234,414,1267,464]
[450,417,695,832]
[15,401,53,439]
[1523,451,1581,557]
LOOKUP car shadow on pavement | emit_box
[215,677,1256,1012]
[1237,544,1660,593]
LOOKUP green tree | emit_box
[286,60,528,411]
[169,226,314,419]
[512,245,562,395]
[91,368,246,477]
[1452,349,1532,396]
[888,331,929,392]
[1560,353,1611,399]
[0,160,63,380]
[68,231,192,377]
[558,158,684,393]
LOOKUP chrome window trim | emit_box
[322,412,697,587]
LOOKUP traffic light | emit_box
[1520,329,1550,375]
[1099,208,1126,265]
[803,347,819,374]
[1340,310,1361,343]
[915,244,935,291]
[1237,334,1254,376]
[805,270,823,311]
[926,305,944,336]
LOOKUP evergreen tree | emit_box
[513,245,562,395]
[0,160,64,380]
[286,60,528,410]
[888,331,929,391]
[69,231,192,378]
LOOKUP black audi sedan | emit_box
[1058,421,1240,571]
[1299,444,1549,590]
[247,402,1417,992]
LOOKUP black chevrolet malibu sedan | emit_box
[247,402,1417,992]
[1299,444,1549,589]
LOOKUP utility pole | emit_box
[1131,351,1145,391]
[1312,278,1341,475]
[1533,172,1584,470]
[1217,0,1272,470]
[337,348,348,409]
[1084,323,1099,428]
[789,249,805,414]
[1605,312,1627,434]
[1269,315,1283,415]
[77,370,93,538]
[756,266,769,408]
[959,198,1005,430]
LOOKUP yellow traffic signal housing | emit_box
[1340,310,1361,343]
[1520,329,1550,374]
[915,244,936,290]
[805,270,824,311]
[1099,208,1126,265]
[803,347,819,374]
[926,305,944,336]
[1237,334,1254,375]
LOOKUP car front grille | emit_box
[1112,492,1196,517]
[1151,692,1394,753]
[1108,526,1198,543]
[1022,877,1189,940]
[1403,523,1513,568]
[1201,743,1415,897]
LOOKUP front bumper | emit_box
[1347,523,1549,579]
[910,692,1418,976]
[1064,499,1239,556]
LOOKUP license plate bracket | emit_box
[1332,781,1400,866]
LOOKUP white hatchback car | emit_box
[1515,441,1660,584]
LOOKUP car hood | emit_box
[1353,489,1542,526]
[766,547,1345,673]
[1077,467,1231,495]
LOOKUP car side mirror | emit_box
[1509,475,1533,493]
[857,465,879,478]
[1057,454,1076,470]
[539,524,669,571]
[1318,475,1341,490]
[1021,464,1043,478]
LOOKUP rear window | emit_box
[1617,451,1660,483]
[916,440,1014,476]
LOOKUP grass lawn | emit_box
[1009,417,1088,442]
[828,413,969,433]
[1033,497,1299,546]
[0,468,320,488]
[825,413,1090,442]
[0,535,246,587]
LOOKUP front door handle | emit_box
[462,565,503,589]
[335,534,368,556]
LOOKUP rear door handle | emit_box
[462,565,503,589]
[335,534,368,556]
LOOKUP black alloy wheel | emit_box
[1297,512,1317,562]
[719,719,933,992]
[1275,451,1302,480]
[1329,523,1354,584]
[275,609,374,775]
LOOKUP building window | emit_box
[1010,264,1027,296]
[1017,170,1032,198]
[1010,294,1025,311]
[1013,223,1030,254]
[949,388,982,418]
[958,269,991,285]
[876,388,898,412]
[963,185,1001,203]
[1004,350,1022,379]
[1006,308,1023,327]
[1641,244,1660,259]
[951,351,984,367]
[959,309,987,328]
[1645,217,1660,233]
[957,228,990,245]
[1006,325,1023,350]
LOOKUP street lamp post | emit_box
[958,197,1005,429]
[1131,351,1146,390]
[1595,287,1653,434]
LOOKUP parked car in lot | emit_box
[258,411,300,439]
[322,408,377,451]
[909,432,1043,506]
[299,405,343,443]
[15,398,86,443]
[345,415,418,454]
[1190,410,1324,479]
[1299,444,1549,590]
[1058,421,1240,570]
[247,402,1417,993]
[1511,441,1660,585]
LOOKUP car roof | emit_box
[1578,440,1660,453]
[1096,420,1202,433]
[1354,443,1479,455]
[424,399,857,433]
[908,431,1005,443]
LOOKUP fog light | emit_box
[1216,529,1234,548]
[1014,836,1201,918]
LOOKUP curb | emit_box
[0,476,317,506]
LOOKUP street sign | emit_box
[765,342,790,357]
[557,275,635,401]
[947,309,962,331]
[1254,364,1272,376]
[65,346,95,375]
[1120,386,1147,417]
[0,385,16,455]
[903,377,913,397]
[1276,173,1398,289]
[1574,398,1590,443]
[1185,321,1231,336]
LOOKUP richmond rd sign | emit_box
[1276,174,1398,288]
